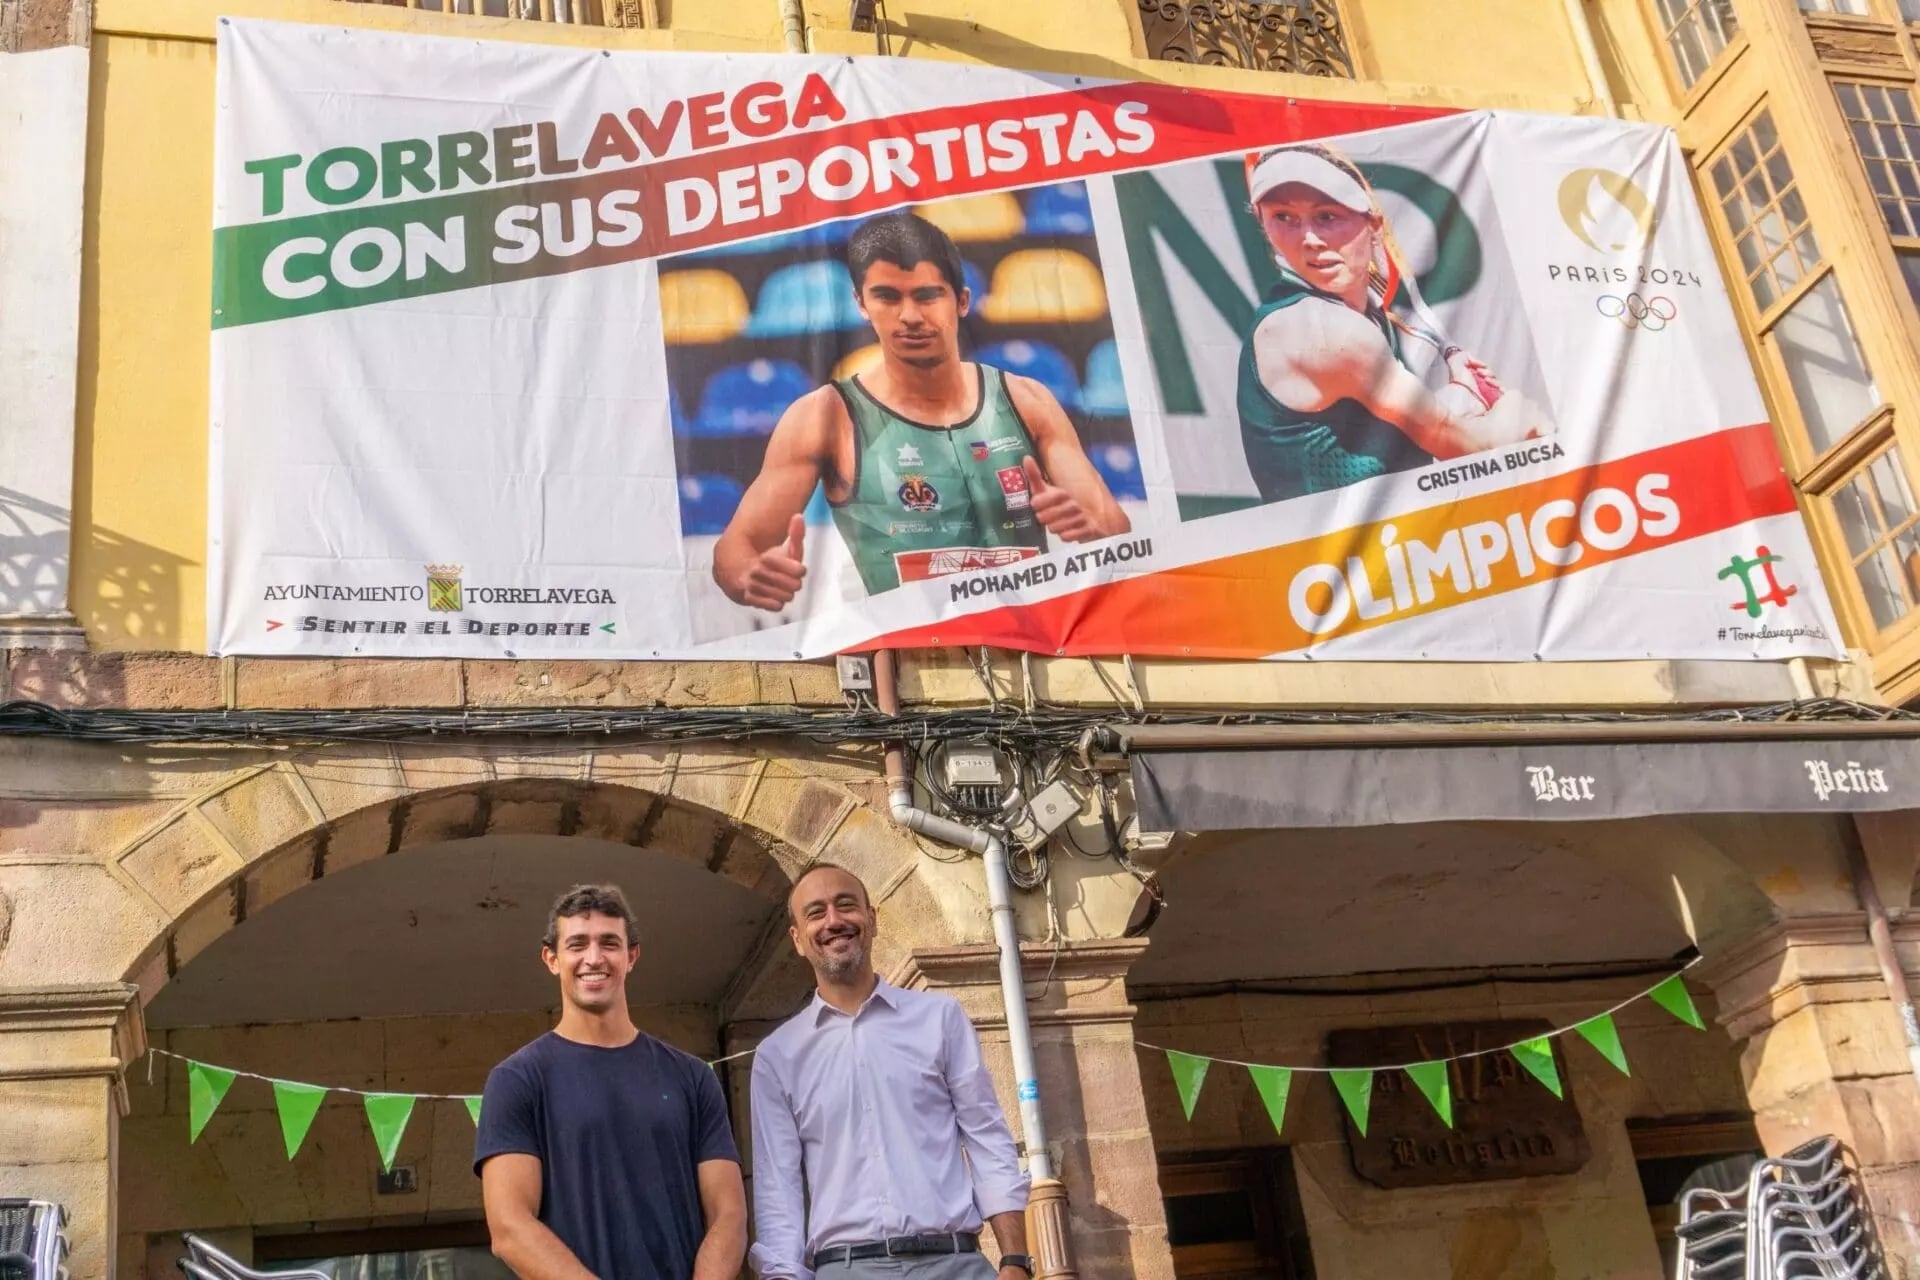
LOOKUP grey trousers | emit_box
[814,1253,997,1280]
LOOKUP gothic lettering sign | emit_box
[1327,1021,1590,1189]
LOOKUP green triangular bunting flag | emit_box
[1330,1069,1374,1137]
[363,1093,416,1172]
[1648,975,1705,1030]
[464,1096,483,1127]
[1167,1051,1210,1120]
[1510,1038,1564,1099]
[1574,1014,1630,1075]
[1247,1065,1292,1137]
[1405,1061,1453,1127]
[272,1081,327,1159]
[187,1062,236,1142]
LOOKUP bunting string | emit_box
[1132,958,1702,1074]
[1135,961,1706,1136]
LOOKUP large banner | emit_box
[209,18,1843,661]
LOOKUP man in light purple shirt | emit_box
[749,863,1033,1280]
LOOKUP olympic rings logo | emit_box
[1596,293,1676,331]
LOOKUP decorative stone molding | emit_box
[892,939,1151,1029]
[1695,912,1920,1040]
[0,981,144,1111]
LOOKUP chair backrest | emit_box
[1080,339,1128,419]
[0,1201,68,1280]
[917,192,1024,243]
[1023,182,1095,236]
[976,249,1107,324]
[183,1233,331,1280]
[974,340,1081,409]
[744,261,866,337]
[693,359,814,436]
[659,270,751,345]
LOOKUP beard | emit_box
[813,932,870,982]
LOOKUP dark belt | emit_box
[813,1233,980,1267]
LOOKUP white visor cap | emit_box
[1247,149,1371,213]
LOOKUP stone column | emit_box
[0,983,144,1280]
[1701,914,1920,1276]
[893,940,1173,1280]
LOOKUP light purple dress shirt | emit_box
[748,979,1030,1280]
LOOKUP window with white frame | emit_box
[1706,110,1903,636]
[1654,0,1739,89]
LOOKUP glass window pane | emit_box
[1899,250,1920,315]
[1869,161,1896,197]
[1712,157,1736,197]
[1773,247,1804,291]
[1882,199,1910,233]
[1780,187,1808,226]
[1854,122,1884,160]
[1896,93,1918,126]
[1861,546,1911,630]
[1834,478,1881,558]
[1732,135,1759,176]
[1771,274,1881,453]
[1872,454,1917,529]
[1879,123,1907,159]
[1837,82,1863,116]
[1766,150,1795,195]
[1752,111,1778,154]
[1752,266,1779,311]
[1757,209,1788,253]
[1793,230,1821,267]
[1905,0,1920,20]
[1895,528,1920,605]
[1725,194,1754,234]
[1736,232,1765,275]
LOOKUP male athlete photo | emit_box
[713,211,1130,612]
[1237,142,1552,504]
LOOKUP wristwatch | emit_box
[999,1255,1035,1277]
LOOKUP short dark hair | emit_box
[543,883,639,950]
[846,212,966,295]
[786,862,871,925]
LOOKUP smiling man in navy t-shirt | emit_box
[476,884,745,1280]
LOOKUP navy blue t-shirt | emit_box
[473,1032,739,1280]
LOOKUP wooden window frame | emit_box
[1646,0,1745,94]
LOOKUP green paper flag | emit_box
[1574,1014,1631,1075]
[1167,1051,1210,1120]
[1329,1069,1374,1137]
[187,1062,236,1142]
[1246,1065,1292,1137]
[1404,1061,1453,1128]
[1510,1038,1564,1099]
[464,1096,483,1127]
[363,1093,416,1172]
[1648,975,1705,1030]
[272,1081,327,1159]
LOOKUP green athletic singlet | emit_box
[830,365,1048,595]
[1237,267,1435,503]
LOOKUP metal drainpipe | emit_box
[1843,831,1920,1087]
[1560,0,1619,117]
[874,650,1078,1279]
[778,0,806,52]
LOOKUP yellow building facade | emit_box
[7,1,1920,1279]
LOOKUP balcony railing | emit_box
[1140,0,1355,77]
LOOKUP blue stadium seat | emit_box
[964,260,989,307]
[804,481,832,527]
[693,359,814,435]
[1024,181,1095,236]
[679,473,745,536]
[1092,443,1146,501]
[974,340,1081,409]
[745,260,868,336]
[1080,339,1129,418]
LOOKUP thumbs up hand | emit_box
[1022,456,1098,543]
[741,513,808,611]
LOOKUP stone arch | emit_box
[108,741,949,1011]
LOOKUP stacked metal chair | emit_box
[0,1201,69,1280]
[1674,1136,1890,1279]
[179,1234,331,1280]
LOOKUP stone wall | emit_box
[1134,974,1748,1280]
